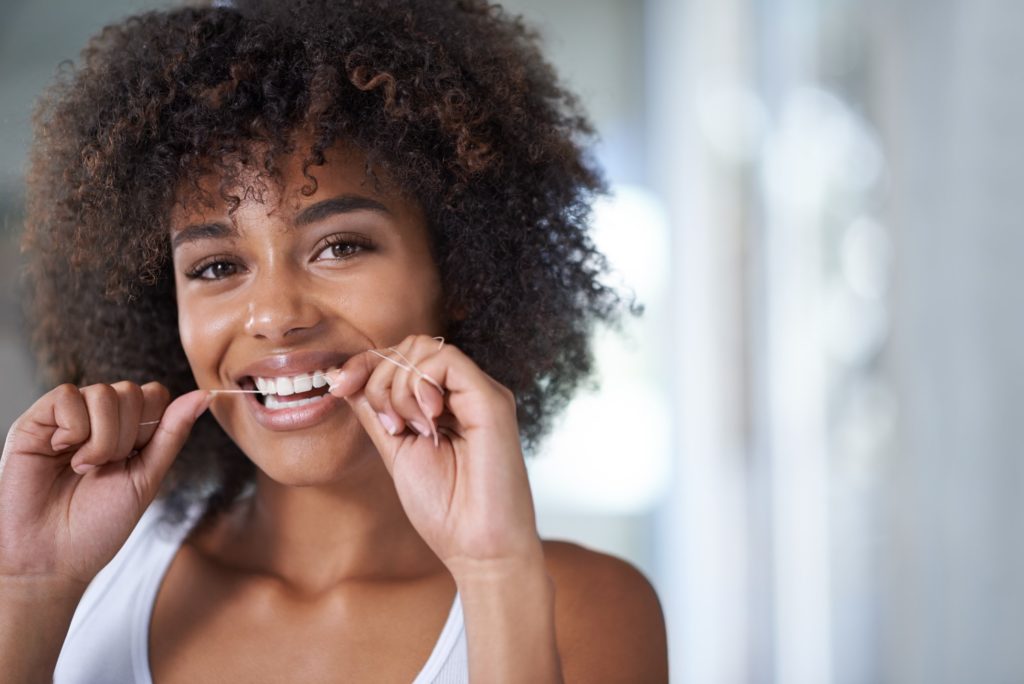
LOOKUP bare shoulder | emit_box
[542,540,669,683]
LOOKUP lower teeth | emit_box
[264,394,327,410]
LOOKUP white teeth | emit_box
[293,373,313,393]
[276,377,295,396]
[264,393,326,410]
[251,367,337,397]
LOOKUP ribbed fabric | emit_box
[54,500,468,683]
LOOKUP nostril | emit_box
[243,294,323,342]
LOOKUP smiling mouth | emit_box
[240,367,338,410]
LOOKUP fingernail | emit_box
[410,420,431,437]
[73,463,96,475]
[377,412,398,435]
[52,442,71,452]
[327,370,351,397]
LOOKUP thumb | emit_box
[131,389,211,502]
[342,390,403,476]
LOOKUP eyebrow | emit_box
[171,221,237,250]
[294,195,391,227]
[171,194,392,250]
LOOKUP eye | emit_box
[185,258,241,281]
[313,234,374,262]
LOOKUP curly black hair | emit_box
[22,0,629,530]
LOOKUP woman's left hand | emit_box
[327,334,542,577]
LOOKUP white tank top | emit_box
[54,499,468,683]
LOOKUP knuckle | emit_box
[147,382,171,404]
[111,379,136,390]
[426,334,450,353]
[46,383,84,416]
[114,381,144,403]
[435,343,461,365]
[494,382,516,406]
[85,383,118,404]
[53,382,81,400]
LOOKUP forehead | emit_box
[169,141,399,227]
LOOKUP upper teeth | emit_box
[254,368,335,396]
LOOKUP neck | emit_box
[192,453,445,596]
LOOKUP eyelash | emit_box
[314,233,374,262]
[183,234,375,281]
[184,254,241,281]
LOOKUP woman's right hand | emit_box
[0,382,210,588]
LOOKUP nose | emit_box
[243,266,323,342]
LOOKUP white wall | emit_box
[877,0,1024,681]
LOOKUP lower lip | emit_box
[245,390,343,431]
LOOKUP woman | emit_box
[0,0,668,681]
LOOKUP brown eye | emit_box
[313,234,374,262]
[324,243,359,259]
[203,262,238,279]
[186,260,240,280]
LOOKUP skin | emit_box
[0,142,668,683]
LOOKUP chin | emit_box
[242,430,379,487]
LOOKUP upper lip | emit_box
[233,350,352,384]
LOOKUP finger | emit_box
[400,343,516,434]
[328,351,405,436]
[409,373,446,430]
[128,389,211,503]
[327,351,379,399]
[110,381,144,462]
[392,373,433,438]
[341,390,409,476]
[363,349,407,436]
[7,383,90,456]
[134,382,172,449]
[47,384,91,453]
[392,343,443,439]
[71,384,121,472]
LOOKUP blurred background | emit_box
[2,0,1022,682]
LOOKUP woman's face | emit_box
[170,144,444,484]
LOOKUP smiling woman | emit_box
[0,1,667,682]
[172,144,446,463]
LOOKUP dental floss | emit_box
[367,340,446,447]
[141,340,450,445]
[367,348,445,395]
[136,390,257,426]
[329,330,447,447]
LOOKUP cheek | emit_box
[352,266,444,343]
[391,251,444,321]
[408,264,445,330]
[176,294,237,376]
